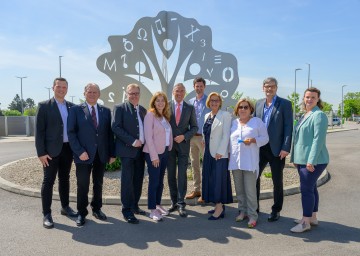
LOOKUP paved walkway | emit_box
[0,122,359,255]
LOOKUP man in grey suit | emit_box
[35,77,77,229]
[167,83,198,217]
[254,77,293,222]
[186,77,210,203]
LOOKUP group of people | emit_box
[35,76,329,234]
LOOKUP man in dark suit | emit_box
[254,77,293,222]
[167,83,198,217]
[35,77,77,229]
[67,83,115,226]
[112,83,147,224]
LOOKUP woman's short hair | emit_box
[233,98,255,116]
[206,92,223,109]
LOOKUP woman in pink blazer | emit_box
[143,92,173,221]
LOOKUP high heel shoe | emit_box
[208,209,225,220]
[208,205,225,214]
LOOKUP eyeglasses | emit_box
[210,99,220,103]
[238,106,249,110]
[263,85,276,89]
[127,92,140,96]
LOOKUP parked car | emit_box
[332,118,341,126]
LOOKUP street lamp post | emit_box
[341,85,348,128]
[16,76,27,115]
[70,96,75,103]
[306,63,311,88]
[45,87,51,99]
[294,68,302,123]
[59,55,63,77]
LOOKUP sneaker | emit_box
[290,222,311,233]
[149,209,163,221]
[294,218,318,226]
[156,205,169,216]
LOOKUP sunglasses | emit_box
[238,106,249,110]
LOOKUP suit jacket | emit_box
[188,94,210,134]
[35,97,74,157]
[169,100,198,153]
[254,96,293,156]
[143,112,173,161]
[67,103,114,164]
[290,106,329,165]
[204,110,232,158]
[112,101,147,158]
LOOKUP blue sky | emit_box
[1,0,359,111]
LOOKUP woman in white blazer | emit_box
[202,92,233,220]
[143,92,173,221]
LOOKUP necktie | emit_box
[91,106,98,128]
[175,103,181,125]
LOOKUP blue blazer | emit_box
[254,96,293,155]
[67,103,114,164]
[290,106,329,165]
[112,101,147,158]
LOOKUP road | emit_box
[0,129,359,256]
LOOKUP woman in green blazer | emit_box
[290,87,329,233]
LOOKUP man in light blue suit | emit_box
[186,77,210,203]
[254,77,293,222]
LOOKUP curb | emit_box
[0,159,330,206]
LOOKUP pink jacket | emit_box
[143,111,173,161]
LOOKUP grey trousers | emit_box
[232,169,258,221]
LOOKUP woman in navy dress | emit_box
[202,92,233,220]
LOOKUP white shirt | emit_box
[160,117,171,146]
[228,117,269,177]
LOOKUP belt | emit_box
[194,133,202,136]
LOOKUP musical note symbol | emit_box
[121,54,128,68]
[155,19,166,35]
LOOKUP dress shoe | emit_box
[290,222,311,233]
[124,214,139,224]
[268,211,280,222]
[92,210,107,220]
[76,215,86,226]
[156,205,169,216]
[43,214,54,229]
[208,209,225,220]
[208,205,225,214]
[60,206,78,217]
[132,208,146,215]
[185,191,201,199]
[294,218,318,226]
[168,204,179,213]
[178,207,188,218]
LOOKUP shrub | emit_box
[24,108,37,116]
[106,157,121,172]
[3,109,22,116]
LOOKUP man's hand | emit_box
[79,152,89,161]
[279,150,289,160]
[174,135,185,144]
[133,139,142,147]
[38,155,52,167]
[108,157,116,164]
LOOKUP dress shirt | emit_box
[262,95,277,128]
[193,95,206,134]
[55,98,69,142]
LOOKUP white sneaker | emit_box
[294,218,318,226]
[290,223,311,233]
[156,205,169,216]
[150,209,163,221]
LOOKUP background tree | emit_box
[337,92,360,118]
[322,101,333,112]
[8,94,36,113]
[287,92,301,114]
[24,107,37,116]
